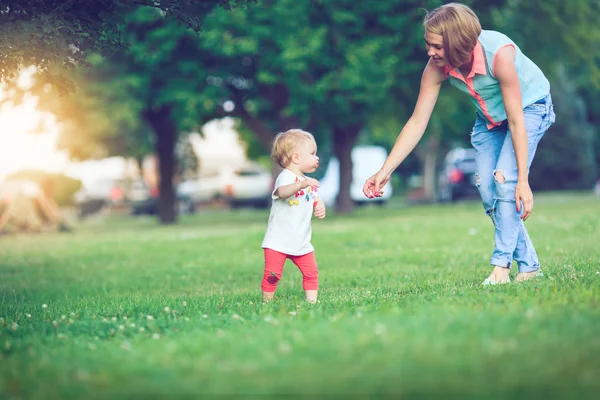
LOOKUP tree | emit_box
[198,0,453,212]
[4,0,254,224]
[0,0,254,88]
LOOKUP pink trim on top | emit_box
[445,41,503,129]
[492,44,515,78]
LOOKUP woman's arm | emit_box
[364,59,446,197]
[494,46,533,220]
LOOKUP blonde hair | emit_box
[271,129,316,168]
[423,2,482,68]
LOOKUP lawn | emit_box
[1,192,599,398]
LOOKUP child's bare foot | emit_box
[262,291,275,303]
[305,290,318,303]
[482,266,511,285]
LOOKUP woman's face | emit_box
[425,31,448,67]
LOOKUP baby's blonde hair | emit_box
[271,129,316,168]
[423,2,482,68]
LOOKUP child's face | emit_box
[294,139,319,173]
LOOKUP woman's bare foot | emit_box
[514,270,543,282]
[482,266,511,285]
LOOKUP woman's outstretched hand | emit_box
[363,169,390,198]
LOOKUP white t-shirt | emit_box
[261,169,318,255]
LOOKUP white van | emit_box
[318,145,393,207]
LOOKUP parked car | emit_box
[74,178,125,217]
[318,145,393,207]
[177,172,222,206]
[438,147,479,202]
[221,163,273,208]
[128,179,194,215]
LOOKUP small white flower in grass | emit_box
[52,320,58,327]
[152,333,160,340]
[26,314,31,318]
[123,316,128,320]
[374,323,386,336]
[11,323,18,331]
[139,327,145,333]
[202,314,208,319]
[146,315,154,320]
[185,317,190,322]
[102,318,108,323]
[232,314,240,320]
[279,341,291,355]
[42,304,48,309]
[164,307,170,313]
[111,317,117,321]
[288,311,297,316]
[70,312,75,317]
[596,271,599,275]
[118,325,125,331]
[61,315,66,320]
[76,370,90,381]
[130,323,136,328]
[182,301,187,307]
[249,301,254,305]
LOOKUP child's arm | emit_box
[313,195,326,219]
[274,177,320,199]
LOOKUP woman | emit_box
[363,2,555,284]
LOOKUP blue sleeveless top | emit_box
[444,30,550,129]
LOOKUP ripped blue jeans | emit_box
[471,94,555,272]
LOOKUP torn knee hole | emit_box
[493,170,505,184]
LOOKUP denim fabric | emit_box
[470,94,556,272]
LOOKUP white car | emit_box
[221,163,273,208]
[318,145,393,207]
[177,173,222,205]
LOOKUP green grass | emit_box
[1,192,599,398]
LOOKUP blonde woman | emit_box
[363,3,555,284]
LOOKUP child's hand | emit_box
[301,178,320,190]
[313,199,326,219]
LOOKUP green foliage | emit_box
[491,0,600,86]
[6,169,82,206]
[0,193,599,396]
[0,0,256,88]
[530,68,598,191]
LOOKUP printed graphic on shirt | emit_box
[289,176,318,206]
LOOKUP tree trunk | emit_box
[417,117,441,202]
[332,124,361,214]
[143,105,177,225]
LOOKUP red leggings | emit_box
[261,248,318,292]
